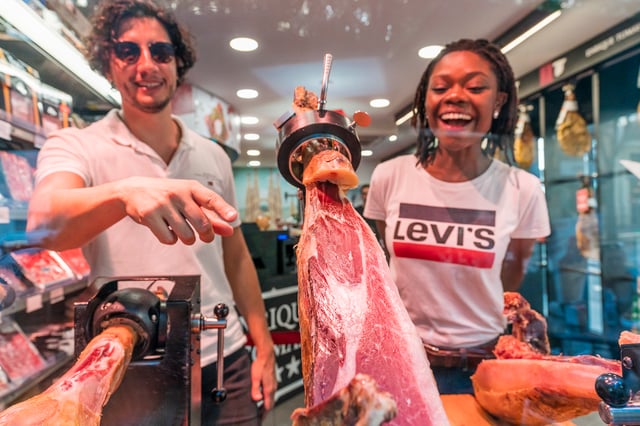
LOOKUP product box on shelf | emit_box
[38,83,73,136]
[0,49,40,130]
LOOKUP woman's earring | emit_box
[493,110,500,119]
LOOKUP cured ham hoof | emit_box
[471,359,616,425]
[290,373,397,426]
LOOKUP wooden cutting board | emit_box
[441,394,577,426]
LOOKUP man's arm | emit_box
[222,228,276,411]
[501,238,538,292]
[27,172,238,251]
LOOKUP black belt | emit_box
[424,337,498,371]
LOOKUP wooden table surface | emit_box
[441,394,577,426]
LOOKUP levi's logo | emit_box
[392,203,496,268]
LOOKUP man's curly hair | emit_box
[85,0,196,85]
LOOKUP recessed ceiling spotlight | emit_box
[361,149,373,157]
[248,160,261,167]
[244,133,260,141]
[388,134,398,142]
[241,116,259,125]
[369,98,390,108]
[237,89,258,99]
[246,149,261,156]
[418,45,444,59]
[230,37,258,52]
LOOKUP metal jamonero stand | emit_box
[596,343,640,425]
[74,276,228,426]
[273,53,369,194]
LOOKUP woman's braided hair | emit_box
[411,38,518,166]
[85,0,196,86]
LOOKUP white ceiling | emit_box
[90,0,640,170]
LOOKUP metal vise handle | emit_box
[318,53,332,112]
[194,303,229,403]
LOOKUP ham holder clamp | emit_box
[274,53,369,191]
[74,276,228,426]
[597,342,640,425]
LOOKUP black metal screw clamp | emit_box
[596,343,640,425]
[196,302,229,403]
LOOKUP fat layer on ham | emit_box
[295,150,448,426]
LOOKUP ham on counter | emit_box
[292,149,448,426]
[472,293,621,425]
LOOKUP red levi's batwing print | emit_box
[392,203,497,268]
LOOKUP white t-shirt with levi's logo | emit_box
[365,154,550,348]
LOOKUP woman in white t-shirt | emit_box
[365,38,550,394]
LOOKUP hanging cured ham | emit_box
[514,104,535,169]
[0,325,137,426]
[292,149,448,426]
[555,84,591,156]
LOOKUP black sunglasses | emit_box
[112,40,176,64]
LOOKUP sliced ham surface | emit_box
[296,149,448,426]
[0,325,137,426]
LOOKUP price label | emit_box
[0,206,9,224]
[0,120,11,140]
[26,294,43,313]
[50,287,65,304]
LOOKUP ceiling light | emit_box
[236,89,258,99]
[361,150,373,157]
[246,149,261,156]
[241,116,259,125]
[395,110,413,126]
[244,133,260,141]
[388,135,398,142]
[418,45,444,59]
[229,37,259,52]
[248,160,261,167]
[501,10,562,54]
[369,98,390,108]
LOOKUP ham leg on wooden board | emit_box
[0,325,137,426]
[292,149,449,426]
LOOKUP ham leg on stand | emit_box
[472,293,621,425]
[0,324,137,426]
[291,150,448,426]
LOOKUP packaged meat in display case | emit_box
[0,318,47,385]
[0,260,32,296]
[0,151,35,202]
[55,248,90,280]
[10,248,75,290]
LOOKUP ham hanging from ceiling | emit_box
[294,149,449,426]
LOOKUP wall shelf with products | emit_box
[0,0,116,411]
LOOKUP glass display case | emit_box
[519,17,640,359]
